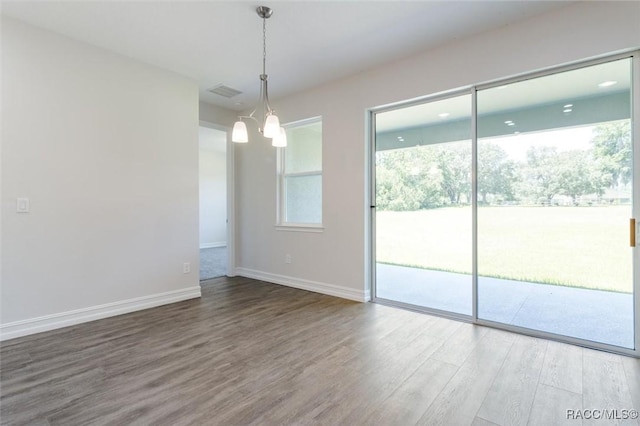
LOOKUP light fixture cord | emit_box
[262,16,267,76]
[261,14,273,115]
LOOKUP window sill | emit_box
[275,224,324,233]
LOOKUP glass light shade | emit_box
[232,121,248,143]
[272,127,287,147]
[263,114,280,138]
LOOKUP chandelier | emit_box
[232,6,286,147]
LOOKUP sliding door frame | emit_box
[369,88,475,323]
[368,50,640,357]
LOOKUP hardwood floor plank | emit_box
[539,340,583,394]
[365,358,459,425]
[476,335,547,426]
[0,346,32,375]
[0,276,637,426]
[622,356,640,413]
[583,352,638,426]
[472,417,501,426]
[421,315,464,340]
[528,383,583,426]
[416,329,515,426]
[430,322,489,367]
[325,334,447,425]
[274,325,445,425]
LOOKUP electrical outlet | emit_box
[183,262,191,274]
[285,254,292,264]
[17,198,29,213]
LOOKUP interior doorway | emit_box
[199,125,229,280]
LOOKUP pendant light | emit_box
[232,6,286,147]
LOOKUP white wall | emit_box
[199,102,236,128]
[199,127,227,248]
[1,17,201,339]
[235,1,640,301]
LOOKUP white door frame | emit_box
[199,120,235,276]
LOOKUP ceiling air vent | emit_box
[208,84,242,98]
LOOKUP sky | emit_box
[482,125,595,163]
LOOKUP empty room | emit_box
[1,1,639,425]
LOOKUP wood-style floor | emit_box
[1,277,639,426]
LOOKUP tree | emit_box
[375,147,444,211]
[522,146,610,205]
[435,142,471,205]
[477,143,518,204]
[555,150,610,204]
[523,146,562,202]
[591,120,631,187]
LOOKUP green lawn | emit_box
[376,206,632,293]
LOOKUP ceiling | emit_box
[1,1,573,112]
[374,57,631,151]
[376,57,632,132]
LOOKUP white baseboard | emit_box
[0,286,202,341]
[200,242,226,249]
[235,268,367,302]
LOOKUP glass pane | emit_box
[285,121,322,173]
[285,175,322,223]
[375,94,472,315]
[477,58,634,348]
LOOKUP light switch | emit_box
[17,198,29,213]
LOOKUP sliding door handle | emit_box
[631,218,636,247]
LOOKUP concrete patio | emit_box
[376,263,634,349]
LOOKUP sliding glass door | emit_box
[372,53,638,354]
[477,58,634,348]
[374,94,472,315]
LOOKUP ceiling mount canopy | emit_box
[256,5,273,19]
[232,5,286,147]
